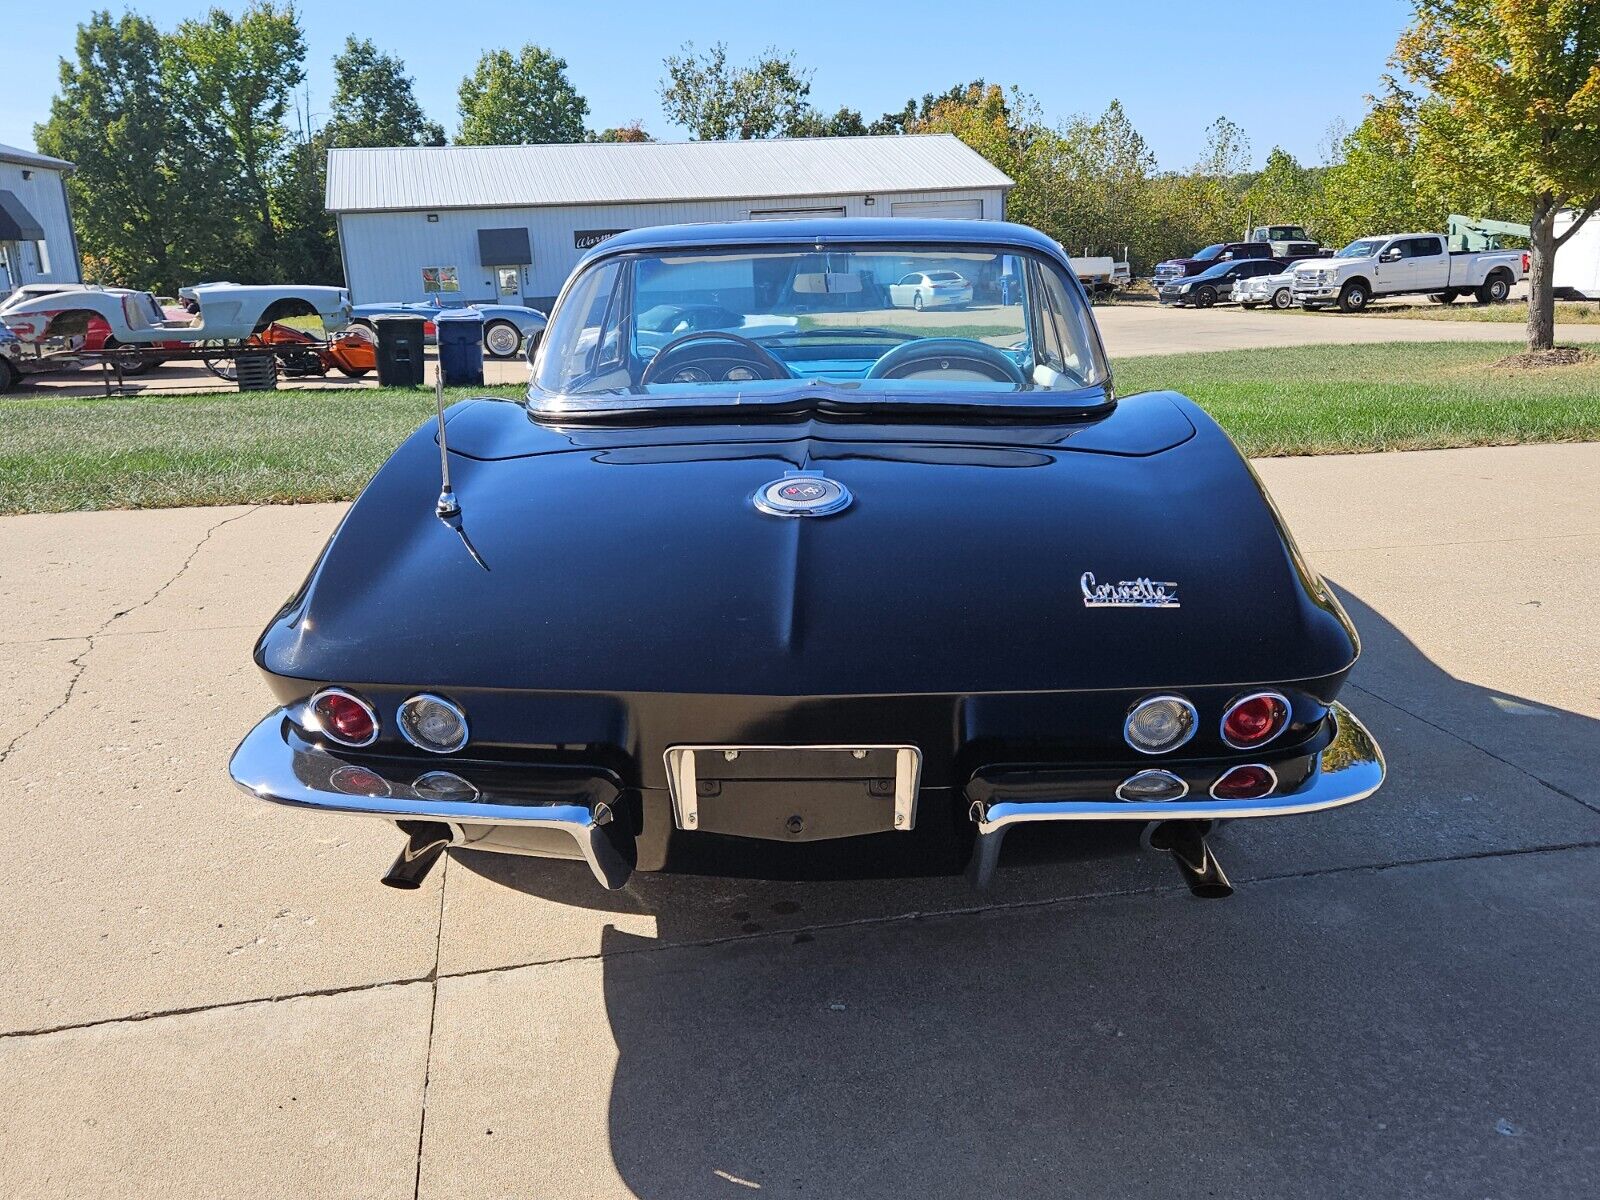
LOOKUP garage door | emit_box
[747,206,847,221]
[890,198,983,220]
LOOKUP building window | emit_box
[497,267,520,296]
[421,266,459,294]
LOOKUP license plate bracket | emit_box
[664,744,921,838]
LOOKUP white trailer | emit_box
[1553,209,1600,300]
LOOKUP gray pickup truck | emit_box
[1292,233,1526,312]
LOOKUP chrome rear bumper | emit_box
[227,710,632,889]
[966,702,1384,886]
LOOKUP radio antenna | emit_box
[433,365,459,517]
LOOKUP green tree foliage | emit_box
[163,2,306,278]
[658,42,816,139]
[587,120,652,143]
[34,10,186,290]
[457,45,589,145]
[1395,0,1600,349]
[326,37,445,149]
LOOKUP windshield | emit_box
[532,244,1107,412]
[1336,239,1385,258]
[1192,244,1225,261]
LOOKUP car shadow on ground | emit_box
[451,580,1600,1198]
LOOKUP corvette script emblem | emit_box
[1081,572,1180,608]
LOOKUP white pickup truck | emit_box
[1291,233,1526,312]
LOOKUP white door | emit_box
[747,206,847,221]
[890,198,983,220]
[1408,236,1450,290]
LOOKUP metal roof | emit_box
[325,134,1012,214]
[0,142,75,173]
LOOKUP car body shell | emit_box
[349,300,547,357]
[229,218,1384,893]
[1,282,351,345]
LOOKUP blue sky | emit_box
[4,0,1413,170]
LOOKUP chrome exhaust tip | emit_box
[381,820,454,889]
[1145,820,1233,899]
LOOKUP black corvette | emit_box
[230,219,1384,896]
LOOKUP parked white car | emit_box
[1553,208,1600,300]
[0,281,350,346]
[1231,263,1313,310]
[1292,234,1526,312]
[887,271,973,310]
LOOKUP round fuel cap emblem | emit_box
[754,475,851,517]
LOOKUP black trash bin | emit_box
[374,314,426,387]
[435,308,485,387]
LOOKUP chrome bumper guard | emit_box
[966,702,1384,887]
[228,710,632,889]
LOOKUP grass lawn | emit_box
[3,340,1598,513]
[1296,300,1600,324]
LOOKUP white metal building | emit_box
[0,143,81,297]
[326,135,1012,309]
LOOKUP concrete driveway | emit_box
[2,444,1598,1197]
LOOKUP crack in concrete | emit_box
[1346,681,1600,816]
[412,855,448,1200]
[0,506,263,766]
[6,838,1597,1043]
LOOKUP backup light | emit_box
[413,771,479,802]
[398,693,469,754]
[1221,692,1290,749]
[308,688,378,747]
[1124,695,1198,755]
[1115,769,1188,803]
[1211,764,1278,800]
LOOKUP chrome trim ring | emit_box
[1209,763,1280,801]
[306,687,379,748]
[397,693,470,754]
[1115,769,1189,803]
[753,475,852,518]
[1123,694,1199,756]
[1220,690,1291,750]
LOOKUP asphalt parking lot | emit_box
[10,297,1600,398]
[1,442,1597,1197]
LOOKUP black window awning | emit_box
[477,227,531,266]
[0,191,45,241]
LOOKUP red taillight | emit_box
[1522,252,1530,273]
[423,320,437,337]
[1221,692,1289,748]
[1211,764,1277,800]
[309,688,378,746]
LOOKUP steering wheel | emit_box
[865,337,1028,384]
[640,330,792,385]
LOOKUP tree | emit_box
[163,2,306,279]
[588,120,652,143]
[34,10,185,290]
[457,45,588,144]
[659,42,814,139]
[1242,147,1317,229]
[870,82,988,135]
[325,37,443,148]
[1395,0,1600,350]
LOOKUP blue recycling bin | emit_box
[435,308,485,387]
